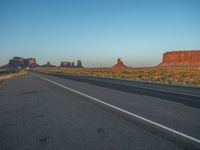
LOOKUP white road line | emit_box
[33,73,200,144]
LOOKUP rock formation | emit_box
[60,60,83,68]
[24,58,38,67]
[76,60,83,68]
[60,61,72,67]
[112,58,127,68]
[41,61,57,67]
[4,57,39,68]
[158,50,200,66]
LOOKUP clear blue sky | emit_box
[0,0,200,67]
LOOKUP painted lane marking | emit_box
[33,73,200,144]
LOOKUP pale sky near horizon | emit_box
[0,0,200,67]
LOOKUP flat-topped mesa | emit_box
[112,58,127,69]
[158,50,200,67]
[8,57,39,68]
[25,58,38,67]
[60,60,83,68]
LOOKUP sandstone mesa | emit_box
[159,50,200,67]
[1,50,200,69]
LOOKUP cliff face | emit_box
[25,58,38,67]
[8,57,39,68]
[27,58,36,66]
[159,50,200,66]
[60,60,83,68]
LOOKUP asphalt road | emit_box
[0,73,200,150]
[42,72,200,109]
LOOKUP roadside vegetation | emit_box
[33,67,200,87]
[0,69,28,82]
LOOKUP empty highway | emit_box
[0,72,200,150]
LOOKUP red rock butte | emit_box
[112,58,127,68]
[8,57,39,68]
[158,50,200,67]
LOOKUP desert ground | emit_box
[33,67,200,87]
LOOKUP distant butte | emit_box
[112,58,127,69]
[41,61,56,67]
[60,60,83,68]
[1,56,39,68]
[158,50,200,67]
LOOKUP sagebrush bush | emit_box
[33,67,200,87]
[0,69,27,81]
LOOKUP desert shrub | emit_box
[33,66,200,86]
[0,69,27,82]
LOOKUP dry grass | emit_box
[34,67,200,87]
[0,69,28,82]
